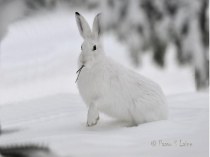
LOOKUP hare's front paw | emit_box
[87,104,99,127]
[87,115,99,127]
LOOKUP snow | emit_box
[0,10,208,157]
[0,93,208,157]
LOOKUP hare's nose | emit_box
[82,60,86,65]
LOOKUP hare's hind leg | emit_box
[87,103,100,127]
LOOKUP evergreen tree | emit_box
[102,0,209,89]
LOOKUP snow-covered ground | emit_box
[0,93,208,157]
[0,10,208,157]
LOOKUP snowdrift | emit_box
[0,92,208,157]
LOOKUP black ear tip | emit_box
[75,12,80,16]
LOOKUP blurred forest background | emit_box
[0,0,209,90]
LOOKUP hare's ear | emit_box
[75,12,92,39]
[92,13,102,39]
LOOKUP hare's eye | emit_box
[93,45,96,51]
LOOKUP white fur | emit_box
[75,12,168,126]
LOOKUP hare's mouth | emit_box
[75,65,85,83]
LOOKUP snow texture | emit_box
[0,93,208,157]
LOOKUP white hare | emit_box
[75,12,168,127]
